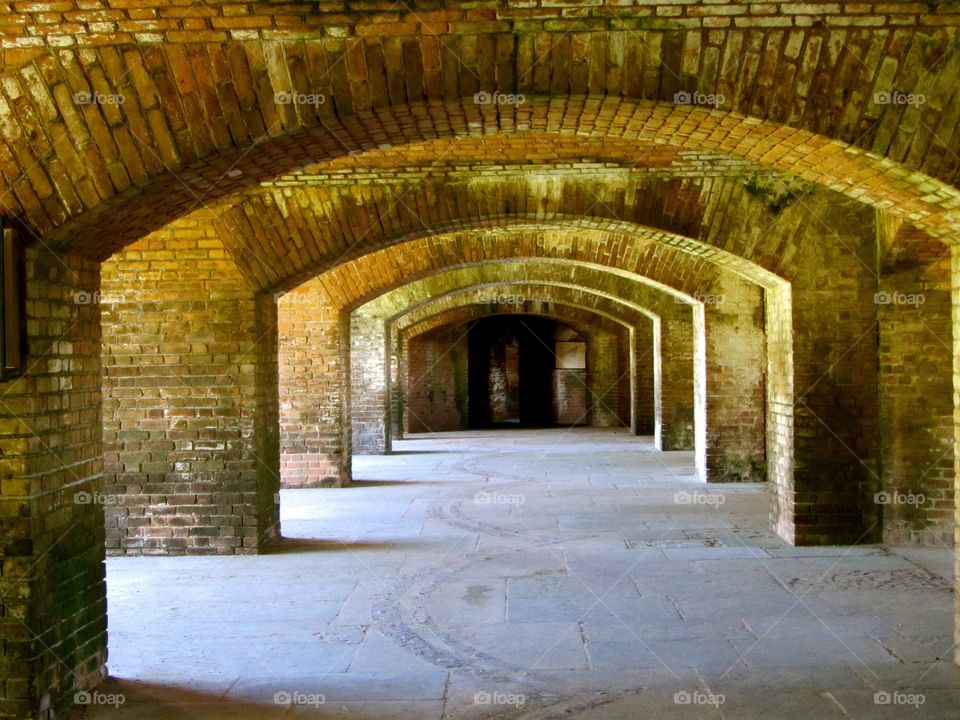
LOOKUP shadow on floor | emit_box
[346,479,447,488]
[76,678,355,719]
[268,537,396,554]
[384,450,458,455]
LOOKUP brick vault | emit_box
[0,2,957,718]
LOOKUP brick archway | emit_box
[395,305,631,441]
[281,252,769,489]
[0,6,957,717]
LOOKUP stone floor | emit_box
[85,429,958,718]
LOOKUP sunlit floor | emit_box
[88,429,957,718]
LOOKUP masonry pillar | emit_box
[587,328,621,428]
[616,326,632,428]
[658,309,696,451]
[704,278,767,483]
[765,285,795,541]
[388,327,403,443]
[953,245,960,665]
[404,326,470,433]
[349,312,388,454]
[278,288,350,487]
[790,207,881,545]
[0,249,105,719]
[876,229,953,546]
[101,220,280,555]
[633,317,657,436]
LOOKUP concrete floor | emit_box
[87,429,958,719]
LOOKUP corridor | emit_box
[93,430,956,719]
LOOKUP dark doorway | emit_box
[467,316,581,428]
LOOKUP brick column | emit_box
[0,249,105,719]
[278,289,350,487]
[587,328,621,428]
[878,253,953,546]
[765,285,795,541]
[349,312,388,454]
[633,317,657,436]
[953,246,960,665]
[790,214,881,545]
[387,327,402,444]
[101,222,280,555]
[704,279,767,483]
[405,326,470,433]
[658,310,696,452]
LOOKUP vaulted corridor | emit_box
[2,3,960,718]
[92,430,955,718]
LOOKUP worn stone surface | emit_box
[0,3,956,717]
[86,430,959,719]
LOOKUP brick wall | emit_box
[405,326,469,434]
[277,289,346,487]
[350,312,388,454]
[633,318,657,436]
[952,247,960,665]
[878,228,953,546]
[553,368,588,425]
[704,276,767,482]
[659,312,696,451]
[587,329,622,428]
[707,186,881,544]
[101,219,279,555]
[0,249,105,720]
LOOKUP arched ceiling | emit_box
[3,91,960,256]
[3,4,955,285]
[390,282,660,336]
[399,303,631,344]
[231,174,800,293]
[355,261,710,324]
[280,217,783,315]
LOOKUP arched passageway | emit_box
[0,5,956,717]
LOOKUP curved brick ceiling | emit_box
[392,281,660,332]
[221,174,725,292]
[355,261,719,324]
[399,303,629,343]
[286,229,753,313]
[268,187,805,303]
[1,39,959,254]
